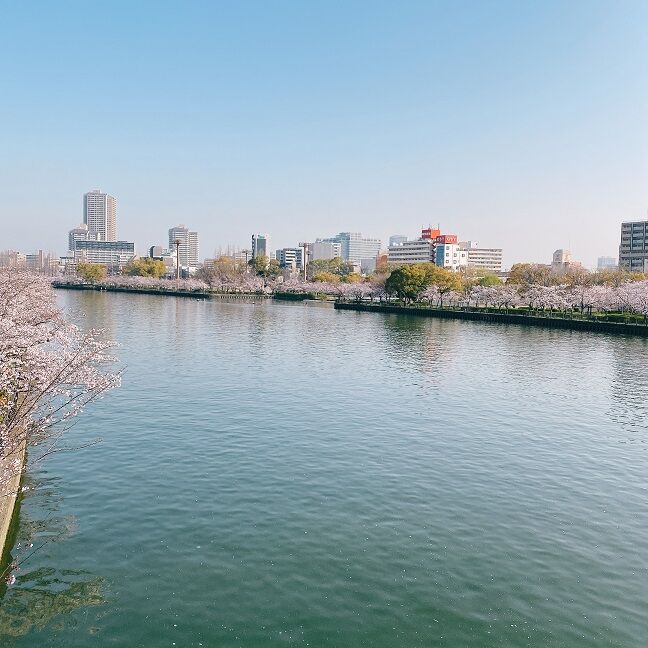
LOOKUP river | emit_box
[1,290,647,647]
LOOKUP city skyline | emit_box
[2,2,648,266]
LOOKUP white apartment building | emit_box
[169,225,200,268]
[84,190,117,241]
[387,239,435,265]
[435,242,468,270]
[459,241,503,273]
[73,240,135,270]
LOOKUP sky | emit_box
[1,0,647,268]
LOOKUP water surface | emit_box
[2,291,647,647]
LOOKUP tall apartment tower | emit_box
[83,190,117,241]
[169,224,199,268]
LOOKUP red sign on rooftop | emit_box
[435,234,457,244]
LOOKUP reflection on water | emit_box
[4,291,648,647]
[0,472,106,642]
[609,337,648,438]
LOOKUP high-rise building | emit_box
[83,190,117,241]
[319,232,381,264]
[169,225,200,268]
[251,234,270,259]
[619,221,648,272]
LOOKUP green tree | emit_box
[123,257,166,278]
[76,262,107,283]
[312,271,340,283]
[251,254,269,275]
[385,265,430,302]
[477,273,503,287]
[420,264,462,306]
[507,263,554,286]
[306,257,354,280]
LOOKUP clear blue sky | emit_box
[1,0,647,267]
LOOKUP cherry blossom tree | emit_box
[1,270,120,500]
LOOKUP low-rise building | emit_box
[310,241,342,260]
[435,235,467,270]
[460,241,503,273]
[276,247,305,270]
[387,239,436,264]
[73,240,135,271]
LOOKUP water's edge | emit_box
[335,301,648,336]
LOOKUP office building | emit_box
[73,240,135,270]
[251,233,270,259]
[275,247,305,270]
[435,235,467,270]
[460,241,503,273]
[597,256,617,270]
[619,220,648,272]
[386,228,441,265]
[309,241,342,260]
[387,239,436,264]
[319,232,381,264]
[169,225,200,268]
[68,223,101,252]
[84,190,117,241]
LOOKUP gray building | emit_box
[319,232,381,264]
[275,247,305,270]
[619,221,648,272]
[84,190,117,241]
[387,239,435,264]
[309,241,342,260]
[251,233,270,260]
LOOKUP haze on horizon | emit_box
[1,0,647,269]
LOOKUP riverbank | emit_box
[0,432,26,564]
[53,282,268,300]
[335,302,648,336]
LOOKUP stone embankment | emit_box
[0,431,26,562]
[334,302,648,337]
